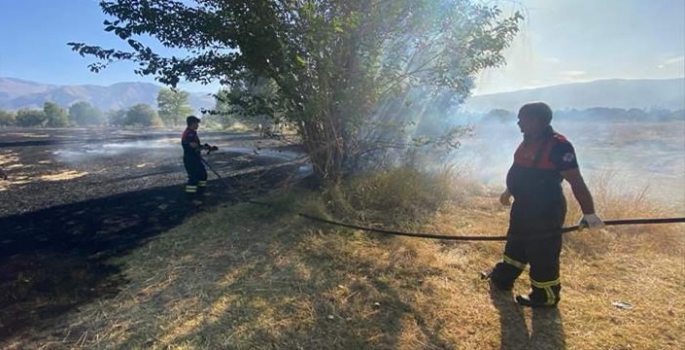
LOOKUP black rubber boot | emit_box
[515,294,559,308]
[481,269,515,291]
[487,262,522,291]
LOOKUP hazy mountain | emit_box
[0,77,56,102]
[0,78,215,112]
[464,78,685,112]
[3,76,683,114]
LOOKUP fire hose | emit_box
[199,145,241,196]
[293,215,685,241]
[199,155,685,242]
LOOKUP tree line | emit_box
[478,107,685,124]
[69,0,523,184]
[0,88,197,128]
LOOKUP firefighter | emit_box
[489,102,604,308]
[181,115,216,203]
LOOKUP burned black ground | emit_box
[0,128,305,341]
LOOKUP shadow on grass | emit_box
[40,206,458,349]
[490,284,566,350]
[0,166,297,342]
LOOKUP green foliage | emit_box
[125,103,162,127]
[211,89,236,128]
[70,0,522,183]
[69,101,105,126]
[43,102,69,128]
[16,109,47,127]
[106,109,127,126]
[211,73,284,128]
[157,88,194,126]
[0,109,15,127]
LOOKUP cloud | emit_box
[542,57,562,64]
[558,70,587,77]
[658,56,684,69]
[521,79,545,89]
[557,70,593,83]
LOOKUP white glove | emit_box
[499,189,512,206]
[578,213,604,231]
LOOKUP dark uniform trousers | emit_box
[491,197,566,306]
[183,156,207,198]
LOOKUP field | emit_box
[456,119,685,210]
[0,120,683,349]
[0,127,306,343]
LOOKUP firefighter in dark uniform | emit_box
[181,116,215,201]
[489,102,604,308]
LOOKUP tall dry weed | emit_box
[563,170,684,258]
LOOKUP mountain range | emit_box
[0,77,215,112]
[1,76,683,113]
[464,78,684,112]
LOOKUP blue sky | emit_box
[474,0,685,94]
[0,0,683,95]
[0,0,211,91]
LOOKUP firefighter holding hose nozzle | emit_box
[181,115,217,204]
[487,102,604,308]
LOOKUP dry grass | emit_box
[5,132,50,138]
[4,168,683,350]
[0,151,22,191]
[39,170,89,181]
[1,150,89,189]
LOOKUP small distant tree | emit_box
[125,103,162,127]
[667,109,685,121]
[69,101,105,126]
[157,88,194,126]
[0,109,15,127]
[15,109,47,127]
[43,102,69,127]
[483,109,515,123]
[211,88,235,128]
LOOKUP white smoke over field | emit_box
[442,110,685,210]
[52,139,179,163]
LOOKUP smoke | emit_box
[441,111,685,210]
[449,119,519,186]
[52,139,178,163]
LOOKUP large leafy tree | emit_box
[15,109,47,127]
[125,103,163,127]
[70,0,521,183]
[69,101,106,126]
[43,102,69,128]
[0,109,15,127]
[211,88,235,128]
[157,88,194,126]
[212,72,285,128]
